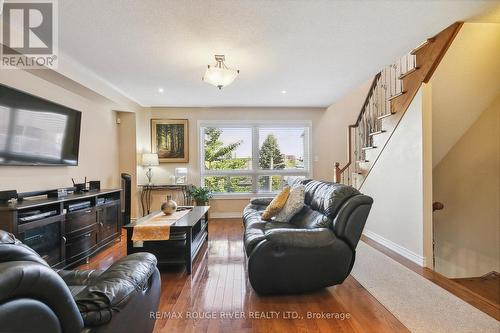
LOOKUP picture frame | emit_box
[151,119,189,163]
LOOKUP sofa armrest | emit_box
[74,252,158,326]
[57,269,104,286]
[0,261,83,333]
[333,194,373,250]
[250,197,274,206]
[264,228,336,248]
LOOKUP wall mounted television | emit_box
[0,84,82,166]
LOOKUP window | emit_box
[200,121,311,195]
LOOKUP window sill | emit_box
[211,193,277,200]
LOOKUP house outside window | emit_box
[199,121,311,196]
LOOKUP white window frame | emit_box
[198,120,312,198]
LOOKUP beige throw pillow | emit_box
[274,185,305,222]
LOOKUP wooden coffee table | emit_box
[123,206,209,274]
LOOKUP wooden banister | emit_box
[335,73,381,180]
[333,22,462,186]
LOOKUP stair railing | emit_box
[334,53,417,186]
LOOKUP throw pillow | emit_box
[261,186,290,220]
[274,185,305,222]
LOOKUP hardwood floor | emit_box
[81,219,410,333]
[453,272,500,306]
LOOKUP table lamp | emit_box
[142,153,159,185]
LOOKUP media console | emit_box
[0,189,122,268]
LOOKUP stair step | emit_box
[377,113,394,120]
[399,67,419,80]
[388,91,407,101]
[361,146,377,151]
[369,130,386,136]
[410,37,435,55]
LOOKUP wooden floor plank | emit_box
[81,219,410,333]
[453,273,500,306]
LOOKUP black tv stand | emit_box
[0,189,122,268]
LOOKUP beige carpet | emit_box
[351,242,499,333]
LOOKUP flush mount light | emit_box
[281,90,287,94]
[203,55,239,90]
[158,87,164,93]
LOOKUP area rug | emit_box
[351,241,499,333]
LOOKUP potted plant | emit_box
[188,186,213,206]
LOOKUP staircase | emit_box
[334,22,463,188]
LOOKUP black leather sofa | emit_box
[0,230,161,333]
[243,179,373,294]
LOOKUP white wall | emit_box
[433,96,500,278]
[361,89,427,266]
[431,23,500,167]
[316,79,373,179]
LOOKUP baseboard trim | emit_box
[363,229,425,267]
[210,212,242,219]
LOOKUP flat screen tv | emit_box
[0,84,81,166]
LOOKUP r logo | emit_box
[2,2,53,54]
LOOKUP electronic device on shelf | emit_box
[96,198,105,205]
[72,178,89,194]
[0,190,18,203]
[18,210,58,223]
[47,189,68,198]
[67,201,91,212]
[89,181,100,191]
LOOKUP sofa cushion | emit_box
[244,220,298,255]
[303,180,360,219]
[290,206,332,229]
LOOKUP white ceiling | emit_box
[58,0,497,107]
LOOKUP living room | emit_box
[0,1,499,333]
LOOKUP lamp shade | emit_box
[203,66,238,89]
[203,55,239,89]
[142,153,159,166]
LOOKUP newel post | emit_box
[334,162,341,183]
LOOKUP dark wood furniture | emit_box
[0,189,122,268]
[139,184,194,216]
[123,206,209,274]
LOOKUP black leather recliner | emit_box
[0,230,161,333]
[243,179,373,294]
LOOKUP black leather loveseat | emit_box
[0,230,161,333]
[243,179,373,294]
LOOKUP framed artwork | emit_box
[151,119,189,163]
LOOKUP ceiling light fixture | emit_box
[281,90,287,94]
[203,55,239,90]
[158,87,164,93]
